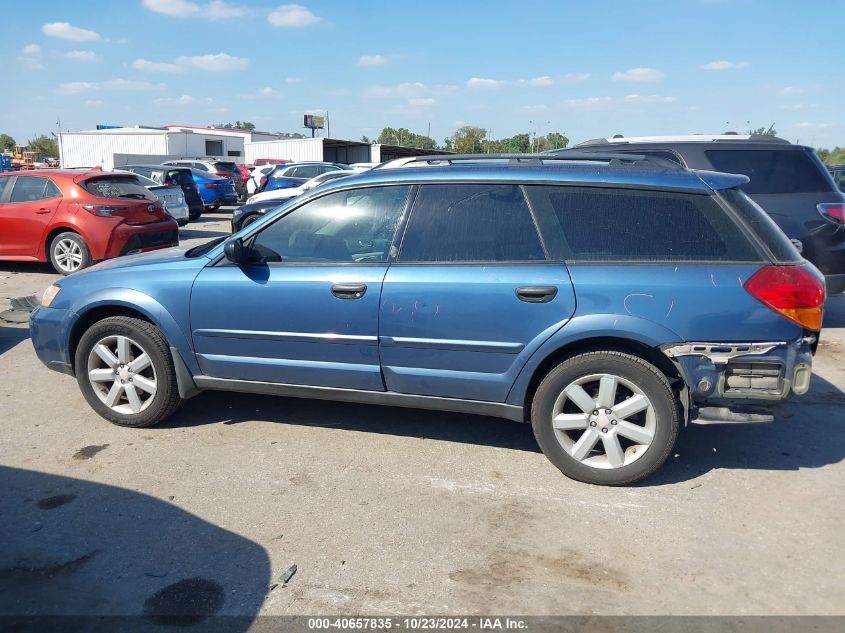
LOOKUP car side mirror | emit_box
[224,237,248,264]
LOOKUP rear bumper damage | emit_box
[662,337,815,424]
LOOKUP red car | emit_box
[253,158,288,167]
[0,170,178,275]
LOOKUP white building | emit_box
[244,137,438,165]
[58,125,289,170]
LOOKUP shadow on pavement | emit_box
[0,466,270,629]
[0,324,30,357]
[180,228,229,240]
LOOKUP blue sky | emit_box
[2,0,843,148]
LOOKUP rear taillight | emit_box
[204,183,219,189]
[260,176,267,187]
[744,265,825,331]
[215,172,230,178]
[817,203,845,225]
[82,204,129,217]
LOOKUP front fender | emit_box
[505,313,683,407]
[69,288,200,375]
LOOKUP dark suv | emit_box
[121,164,204,220]
[551,135,845,294]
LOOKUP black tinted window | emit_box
[10,176,50,202]
[167,169,194,187]
[526,186,760,262]
[705,149,833,194]
[399,184,545,262]
[250,186,410,263]
[83,176,155,200]
[290,165,323,179]
[719,188,802,263]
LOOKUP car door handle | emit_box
[35,208,52,214]
[331,283,367,300]
[516,286,558,303]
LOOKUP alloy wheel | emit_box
[54,239,83,273]
[87,335,158,415]
[551,373,656,469]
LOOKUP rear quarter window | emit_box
[526,185,762,262]
[705,149,834,194]
[718,188,802,263]
[83,176,155,200]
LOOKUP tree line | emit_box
[367,126,570,154]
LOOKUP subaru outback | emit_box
[29,154,824,485]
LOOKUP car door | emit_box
[0,176,62,257]
[190,184,413,390]
[379,183,576,402]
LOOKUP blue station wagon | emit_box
[29,154,825,485]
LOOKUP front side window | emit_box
[398,184,546,263]
[249,185,411,264]
[9,176,57,203]
[526,185,761,262]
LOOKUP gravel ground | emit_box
[1,209,843,622]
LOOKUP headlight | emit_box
[41,285,61,307]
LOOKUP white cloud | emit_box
[56,81,98,95]
[155,94,212,105]
[258,87,274,95]
[132,59,185,73]
[22,43,41,56]
[85,99,103,106]
[408,97,436,107]
[624,94,677,104]
[366,82,426,98]
[57,79,166,94]
[64,50,98,62]
[176,53,249,71]
[268,4,320,27]
[527,76,554,87]
[795,122,833,129]
[611,67,664,82]
[285,77,302,83]
[42,22,100,42]
[779,86,804,96]
[104,79,166,91]
[467,77,508,89]
[561,72,591,83]
[18,56,45,70]
[784,103,815,111]
[700,60,750,70]
[522,105,548,111]
[563,96,612,109]
[142,0,246,20]
[357,54,389,66]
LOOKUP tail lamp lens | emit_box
[817,203,845,225]
[744,265,825,331]
[82,204,128,217]
[204,183,219,189]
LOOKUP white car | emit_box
[247,164,276,196]
[121,171,190,226]
[247,170,355,204]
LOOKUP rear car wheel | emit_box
[49,232,92,275]
[75,316,182,427]
[241,214,260,229]
[531,351,680,485]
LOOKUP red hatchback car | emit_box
[0,170,178,275]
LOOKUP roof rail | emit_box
[576,134,791,146]
[394,152,683,170]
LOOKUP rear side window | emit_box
[0,177,11,200]
[9,176,54,203]
[213,162,238,173]
[705,149,833,194]
[399,184,546,262]
[719,188,802,263]
[83,176,155,200]
[526,186,761,262]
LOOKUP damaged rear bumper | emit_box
[661,336,815,424]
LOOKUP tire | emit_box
[49,232,92,275]
[75,316,182,428]
[208,202,220,211]
[531,351,680,486]
[189,210,202,221]
[241,214,260,229]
